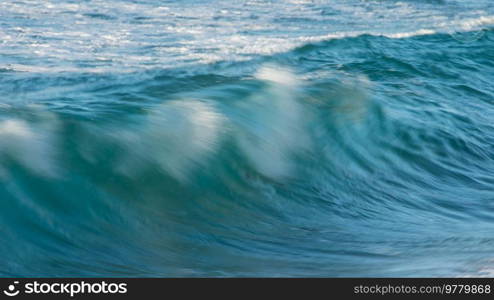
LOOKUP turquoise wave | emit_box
[0,29,493,277]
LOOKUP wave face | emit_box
[1,0,494,277]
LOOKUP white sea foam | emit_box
[149,100,224,180]
[386,29,437,39]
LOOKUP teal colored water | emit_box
[0,0,493,277]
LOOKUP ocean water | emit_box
[0,0,493,277]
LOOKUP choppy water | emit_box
[1,0,494,277]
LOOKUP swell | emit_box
[0,31,494,276]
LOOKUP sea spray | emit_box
[0,108,60,179]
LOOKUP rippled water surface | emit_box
[0,0,494,277]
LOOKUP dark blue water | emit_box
[0,0,494,277]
